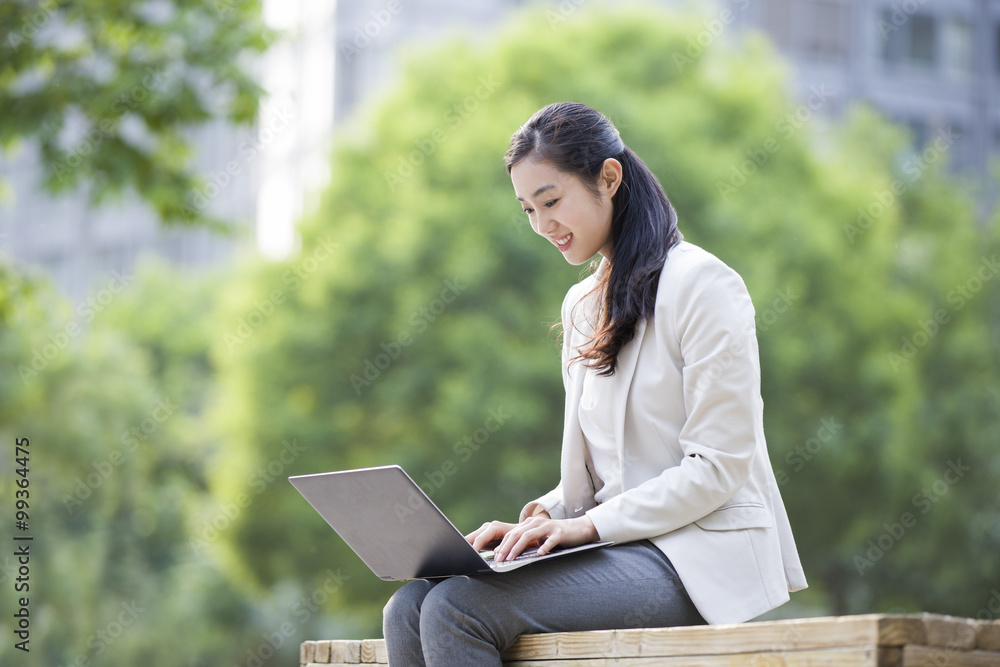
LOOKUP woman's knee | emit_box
[418,577,510,648]
[383,579,433,628]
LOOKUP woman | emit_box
[382,101,807,665]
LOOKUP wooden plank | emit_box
[504,646,880,666]
[312,640,331,663]
[877,616,928,647]
[329,640,361,663]
[878,647,903,667]
[301,641,316,665]
[361,638,387,663]
[920,613,979,649]
[502,615,920,661]
[902,645,1000,666]
[305,615,997,665]
[976,620,1000,651]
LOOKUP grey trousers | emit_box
[382,539,706,666]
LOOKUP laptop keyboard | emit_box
[480,548,543,563]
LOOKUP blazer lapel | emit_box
[560,280,598,517]
[560,294,648,516]
[560,349,591,516]
[612,317,646,488]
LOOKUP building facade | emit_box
[1,0,995,303]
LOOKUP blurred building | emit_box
[736,0,996,213]
[334,0,995,207]
[0,0,338,302]
[1,0,995,303]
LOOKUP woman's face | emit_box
[510,157,622,265]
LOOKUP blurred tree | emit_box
[0,260,277,666]
[0,0,274,229]
[208,2,1000,635]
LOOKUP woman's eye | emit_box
[521,199,557,214]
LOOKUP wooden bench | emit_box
[300,613,1000,666]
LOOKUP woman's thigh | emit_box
[418,539,704,650]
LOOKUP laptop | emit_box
[288,464,613,580]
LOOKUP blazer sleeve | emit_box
[519,278,592,522]
[584,255,763,544]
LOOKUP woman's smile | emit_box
[553,233,573,251]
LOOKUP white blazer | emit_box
[520,241,807,625]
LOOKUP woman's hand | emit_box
[465,514,599,562]
[465,521,521,552]
[464,507,552,551]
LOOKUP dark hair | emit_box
[504,101,683,375]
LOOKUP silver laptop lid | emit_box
[289,465,491,580]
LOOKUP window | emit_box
[995,23,1000,75]
[881,9,938,70]
[909,14,936,66]
[761,0,848,62]
[801,0,848,62]
[762,0,793,51]
[940,17,971,78]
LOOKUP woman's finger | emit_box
[468,521,515,551]
[496,522,551,561]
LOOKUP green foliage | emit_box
[0,260,274,666]
[207,1,1000,635]
[2,2,998,661]
[0,0,275,229]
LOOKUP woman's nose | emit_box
[533,212,556,236]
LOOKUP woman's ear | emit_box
[600,158,623,198]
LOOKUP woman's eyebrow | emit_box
[515,184,557,202]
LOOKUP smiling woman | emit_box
[505,102,685,376]
[512,158,619,263]
[381,101,807,666]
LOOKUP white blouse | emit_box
[578,363,621,506]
